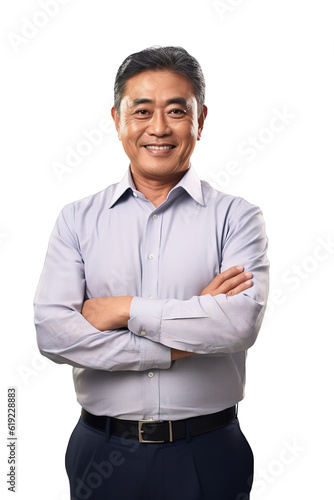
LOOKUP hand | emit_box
[172,265,253,361]
[200,265,253,297]
[82,296,133,331]
[171,348,194,361]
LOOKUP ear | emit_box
[111,106,121,140]
[197,105,208,141]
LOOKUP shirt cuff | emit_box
[128,296,165,341]
[140,336,171,371]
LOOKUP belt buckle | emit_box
[138,420,173,443]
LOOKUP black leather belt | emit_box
[81,406,237,443]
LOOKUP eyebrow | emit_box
[131,97,189,108]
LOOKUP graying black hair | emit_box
[114,46,206,114]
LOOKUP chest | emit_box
[79,197,226,300]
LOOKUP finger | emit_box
[225,280,253,296]
[209,265,245,288]
[218,272,253,294]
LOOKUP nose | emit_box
[147,110,171,136]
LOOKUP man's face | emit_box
[112,70,207,182]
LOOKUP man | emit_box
[34,46,269,500]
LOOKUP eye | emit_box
[135,109,150,116]
[170,109,186,115]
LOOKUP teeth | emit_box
[146,145,174,150]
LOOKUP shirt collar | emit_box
[168,166,205,206]
[109,165,204,208]
[109,168,137,208]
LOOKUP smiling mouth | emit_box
[144,145,175,151]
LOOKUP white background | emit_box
[1,0,333,498]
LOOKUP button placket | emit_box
[142,211,162,299]
[140,210,163,419]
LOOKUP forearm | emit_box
[35,306,171,371]
[128,291,266,354]
[81,297,193,362]
[81,296,133,331]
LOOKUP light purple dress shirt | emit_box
[34,166,269,420]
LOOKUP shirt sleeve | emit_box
[128,202,269,354]
[34,205,171,371]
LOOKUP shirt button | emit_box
[140,330,146,337]
[133,192,138,198]
[152,214,158,220]
[148,372,154,378]
[148,253,155,259]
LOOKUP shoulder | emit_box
[60,183,117,220]
[200,179,261,217]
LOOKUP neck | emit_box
[130,168,189,208]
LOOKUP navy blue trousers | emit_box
[65,416,253,500]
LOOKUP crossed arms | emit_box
[81,265,254,361]
[34,200,269,371]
